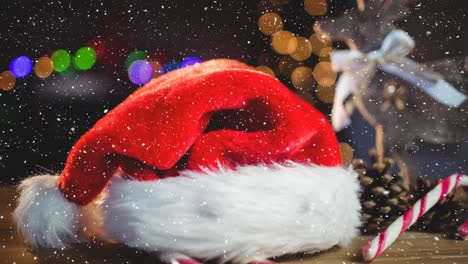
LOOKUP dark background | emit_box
[0,0,466,183]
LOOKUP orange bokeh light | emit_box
[271,30,298,55]
[304,0,328,16]
[258,12,284,36]
[34,57,54,79]
[290,37,313,61]
[256,66,276,77]
[316,84,336,104]
[0,71,16,91]
[291,66,314,91]
[313,62,337,87]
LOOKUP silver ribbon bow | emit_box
[330,29,467,131]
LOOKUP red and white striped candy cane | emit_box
[155,252,203,264]
[457,219,468,240]
[362,173,468,262]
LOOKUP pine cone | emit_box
[409,177,467,236]
[354,150,411,234]
[355,150,467,237]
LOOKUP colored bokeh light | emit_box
[290,37,313,61]
[74,47,97,70]
[339,142,354,166]
[161,61,180,74]
[149,50,168,65]
[148,60,162,77]
[316,84,336,104]
[59,64,76,77]
[126,50,148,68]
[51,50,71,72]
[309,32,332,56]
[258,12,283,36]
[313,62,337,87]
[0,71,16,91]
[128,60,153,85]
[255,66,275,77]
[34,57,53,79]
[88,37,106,60]
[180,57,203,68]
[9,56,33,78]
[291,66,314,91]
[304,0,328,16]
[278,56,303,78]
[271,30,298,55]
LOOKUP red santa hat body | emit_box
[14,59,361,263]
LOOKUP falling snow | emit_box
[0,0,466,263]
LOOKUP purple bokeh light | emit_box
[9,56,33,78]
[128,60,153,85]
[180,57,203,68]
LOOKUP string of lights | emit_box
[256,0,337,105]
[0,46,203,91]
[255,0,352,164]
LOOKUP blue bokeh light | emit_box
[9,56,33,78]
[128,60,153,85]
[180,57,203,68]
[161,61,180,74]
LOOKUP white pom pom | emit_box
[13,175,81,248]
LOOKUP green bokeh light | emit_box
[73,47,96,70]
[59,64,76,78]
[51,50,71,73]
[126,50,148,68]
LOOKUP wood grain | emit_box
[0,185,466,264]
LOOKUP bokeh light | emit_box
[318,47,333,60]
[9,56,33,78]
[148,60,162,77]
[339,142,354,166]
[161,61,180,74]
[291,66,314,92]
[73,47,97,70]
[34,57,53,79]
[316,84,335,104]
[88,37,106,60]
[126,50,148,68]
[290,36,313,61]
[258,12,284,36]
[128,60,153,85]
[149,50,168,66]
[313,62,337,87]
[59,64,76,77]
[180,57,203,68]
[51,49,71,72]
[304,0,328,16]
[0,71,16,91]
[278,56,303,78]
[271,30,298,55]
[309,32,332,56]
[256,66,275,77]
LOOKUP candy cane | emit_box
[456,219,468,240]
[155,252,203,264]
[362,174,468,262]
[155,252,278,264]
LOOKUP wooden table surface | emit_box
[1,185,466,264]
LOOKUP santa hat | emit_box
[14,59,360,263]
